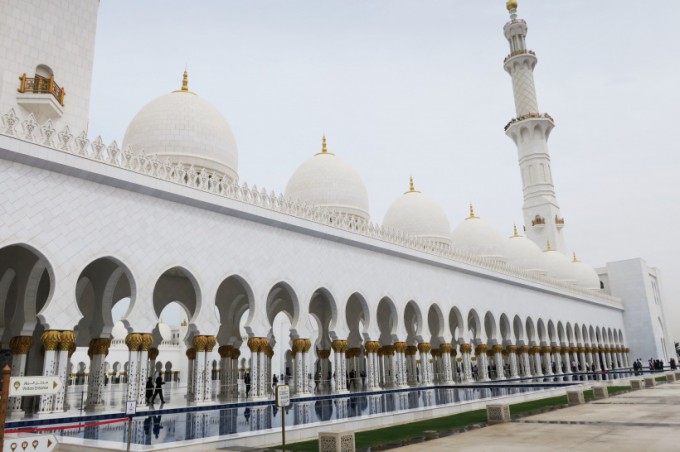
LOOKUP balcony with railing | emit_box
[16,73,65,118]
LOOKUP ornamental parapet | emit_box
[504,112,555,131]
[503,49,536,64]
[0,108,623,308]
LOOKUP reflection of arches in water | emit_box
[164,361,173,382]
[314,399,333,422]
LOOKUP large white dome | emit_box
[122,72,238,181]
[543,242,577,284]
[450,205,506,263]
[571,253,601,290]
[505,226,547,275]
[285,137,370,221]
[383,178,451,246]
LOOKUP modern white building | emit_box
[0,0,674,420]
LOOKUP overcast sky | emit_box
[93,1,680,341]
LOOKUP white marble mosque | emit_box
[0,0,674,420]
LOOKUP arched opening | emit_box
[376,297,398,345]
[403,300,422,345]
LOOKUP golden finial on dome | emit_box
[467,203,477,219]
[546,240,552,251]
[572,252,578,263]
[506,0,518,11]
[404,175,420,194]
[181,70,189,92]
[512,224,520,237]
[322,134,327,153]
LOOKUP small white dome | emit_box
[505,226,547,275]
[571,254,601,290]
[383,178,451,246]
[158,321,173,341]
[450,205,506,262]
[285,136,369,221]
[543,243,577,284]
[111,321,127,340]
[123,72,238,181]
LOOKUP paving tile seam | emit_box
[516,419,680,428]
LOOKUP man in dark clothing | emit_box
[150,374,165,404]
[145,377,154,403]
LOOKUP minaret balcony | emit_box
[503,49,535,64]
[16,73,65,119]
[531,215,546,228]
[504,112,554,132]
[555,216,565,229]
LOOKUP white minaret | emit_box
[0,0,100,133]
[503,1,566,253]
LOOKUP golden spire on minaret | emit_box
[181,70,189,92]
[467,203,478,220]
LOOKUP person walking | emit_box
[150,374,165,404]
[145,377,154,404]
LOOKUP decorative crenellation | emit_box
[0,107,620,305]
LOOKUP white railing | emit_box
[0,108,620,305]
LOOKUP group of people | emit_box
[145,374,166,404]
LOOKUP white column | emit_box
[38,331,61,414]
[53,333,73,413]
[136,336,151,407]
[258,341,268,398]
[493,345,505,380]
[319,350,330,391]
[542,347,553,376]
[418,342,432,386]
[231,350,240,397]
[8,336,32,415]
[125,334,142,406]
[532,346,544,377]
[461,344,473,383]
[332,340,348,393]
[186,349,195,401]
[204,336,216,402]
[218,345,231,398]
[293,338,311,394]
[406,346,418,385]
[365,342,380,390]
[440,344,454,384]
[520,346,532,377]
[86,338,111,410]
[476,345,490,382]
[508,346,520,378]
[393,342,407,387]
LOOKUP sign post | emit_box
[0,365,10,452]
[125,400,137,452]
[275,385,290,452]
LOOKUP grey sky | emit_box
[92,1,680,340]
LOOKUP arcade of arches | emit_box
[0,244,629,414]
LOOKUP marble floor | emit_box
[392,382,680,452]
